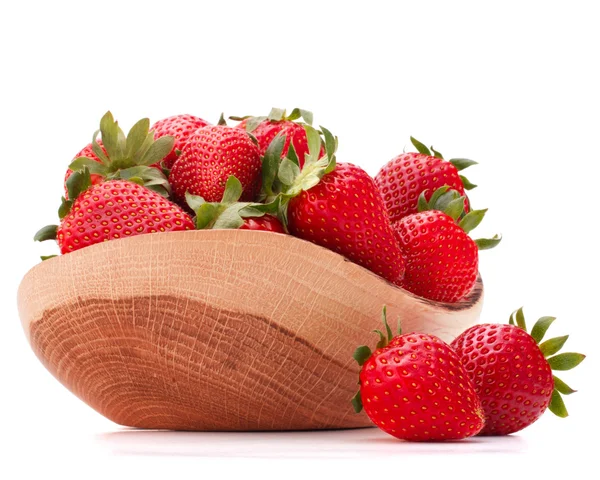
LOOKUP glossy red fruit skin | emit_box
[287,162,405,284]
[451,323,554,436]
[63,141,107,196]
[151,114,210,169]
[57,180,194,254]
[375,153,467,223]
[393,210,478,303]
[360,332,485,441]
[239,215,285,233]
[237,119,324,167]
[170,125,261,204]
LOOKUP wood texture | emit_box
[17,230,483,431]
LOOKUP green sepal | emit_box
[430,146,444,159]
[40,255,58,261]
[287,142,299,167]
[116,166,171,197]
[213,204,246,229]
[373,330,387,349]
[509,310,515,326]
[137,136,175,167]
[185,192,206,213]
[91,132,110,165]
[475,234,502,250]
[548,390,568,418]
[126,118,151,158]
[278,158,301,186]
[194,203,221,229]
[267,107,285,122]
[127,176,144,186]
[459,208,487,233]
[514,307,527,330]
[553,376,577,395]
[449,158,478,171]
[445,196,465,221]
[228,115,250,122]
[539,335,569,357]
[417,191,429,212]
[99,111,123,161]
[34,225,58,242]
[217,113,227,126]
[222,176,243,204]
[351,390,363,413]
[530,316,557,343]
[459,175,477,190]
[261,133,286,197]
[66,168,92,201]
[547,353,586,371]
[410,136,431,156]
[58,197,73,219]
[304,124,322,166]
[298,109,313,125]
[353,345,373,366]
[69,157,109,175]
[245,116,267,132]
[382,306,393,344]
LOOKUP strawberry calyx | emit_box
[254,124,337,228]
[508,307,586,417]
[417,186,502,250]
[410,136,478,191]
[230,107,314,133]
[351,307,401,413]
[34,167,96,256]
[68,111,173,198]
[185,176,269,230]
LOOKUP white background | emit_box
[1,1,598,478]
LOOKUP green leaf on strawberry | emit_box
[67,111,173,199]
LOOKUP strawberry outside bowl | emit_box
[17,229,483,431]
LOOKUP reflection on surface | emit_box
[96,428,526,458]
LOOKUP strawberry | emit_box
[150,114,210,169]
[258,125,405,284]
[65,111,173,198]
[35,170,194,254]
[231,108,322,168]
[169,125,261,204]
[63,140,107,193]
[451,309,585,435]
[393,186,500,303]
[375,137,477,223]
[352,308,485,441]
[240,215,284,233]
[185,175,285,233]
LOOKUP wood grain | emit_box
[17,230,483,430]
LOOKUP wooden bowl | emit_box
[18,230,483,431]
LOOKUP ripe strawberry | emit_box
[259,125,405,284]
[169,125,261,204]
[375,137,477,223]
[393,186,500,303]
[35,171,194,254]
[352,308,484,441]
[151,114,210,169]
[232,107,322,167]
[240,215,284,233]
[65,112,173,198]
[185,175,285,233]
[451,309,585,435]
[63,140,107,193]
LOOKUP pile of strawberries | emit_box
[36,108,498,305]
[35,108,584,441]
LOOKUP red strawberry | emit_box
[185,175,285,233]
[352,308,484,441]
[232,107,323,167]
[65,112,173,198]
[393,187,500,303]
[240,215,284,233]
[375,137,477,223]
[288,162,405,284]
[169,125,261,204]
[260,125,404,284]
[63,140,107,194]
[35,173,194,254]
[451,310,585,436]
[151,114,210,169]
